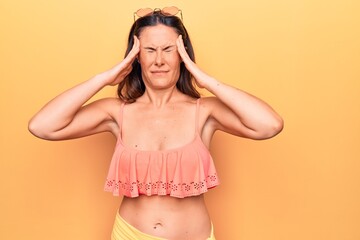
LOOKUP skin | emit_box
[29,24,283,239]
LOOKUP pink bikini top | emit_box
[104,98,220,198]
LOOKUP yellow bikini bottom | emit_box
[111,212,216,240]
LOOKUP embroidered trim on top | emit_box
[105,173,219,198]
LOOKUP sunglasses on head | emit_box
[133,6,183,22]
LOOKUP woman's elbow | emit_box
[272,116,284,135]
[28,119,54,140]
[253,117,284,140]
[263,117,284,139]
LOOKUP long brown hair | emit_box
[117,11,200,102]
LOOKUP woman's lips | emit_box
[151,70,169,75]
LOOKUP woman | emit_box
[29,8,283,240]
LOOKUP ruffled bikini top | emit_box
[104,98,220,198]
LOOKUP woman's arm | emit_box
[176,35,283,140]
[28,37,140,140]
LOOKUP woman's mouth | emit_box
[151,70,169,75]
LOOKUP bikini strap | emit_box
[195,98,201,134]
[118,102,126,136]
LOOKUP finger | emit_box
[176,35,193,65]
[176,35,185,51]
[132,35,140,55]
[123,38,140,69]
[126,36,140,61]
[176,35,187,59]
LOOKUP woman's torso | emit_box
[108,96,216,239]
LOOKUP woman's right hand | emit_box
[100,36,140,86]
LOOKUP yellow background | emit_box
[1,0,359,239]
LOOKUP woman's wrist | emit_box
[92,72,114,88]
[202,77,222,94]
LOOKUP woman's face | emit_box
[138,24,181,90]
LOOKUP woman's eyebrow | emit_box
[143,46,156,50]
[142,45,176,51]
[163,45,176,50]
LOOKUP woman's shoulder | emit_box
[198,96,221,111]
[96,97,123,105]
[91,97,122,108]
[198,96,216,102]
[90,97,123,117]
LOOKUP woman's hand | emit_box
[176,35,211,89]
[101,36,140,86]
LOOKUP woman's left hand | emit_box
[176,35,212,89]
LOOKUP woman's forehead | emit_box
[139,25,179,42]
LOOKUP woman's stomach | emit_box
[118,194,212,240]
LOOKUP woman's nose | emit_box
[155,50,164,66]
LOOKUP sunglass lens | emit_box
[136,8,153,17]
[161,6,180,16]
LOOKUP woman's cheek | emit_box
[139,53,152,65]
[168,52,181,65]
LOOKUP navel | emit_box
[153,222,163,229]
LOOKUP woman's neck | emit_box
[139,86,183,108]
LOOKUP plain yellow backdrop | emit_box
[1,0,360,239]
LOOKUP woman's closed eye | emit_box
[163,46,175,52]
[144,47,156,53]
[143,45,175,53]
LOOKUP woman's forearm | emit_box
[28,74,108,136]
[204,77,283,137]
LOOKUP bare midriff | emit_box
[118,194,212,240]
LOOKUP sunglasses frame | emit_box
[133,6,183,22]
